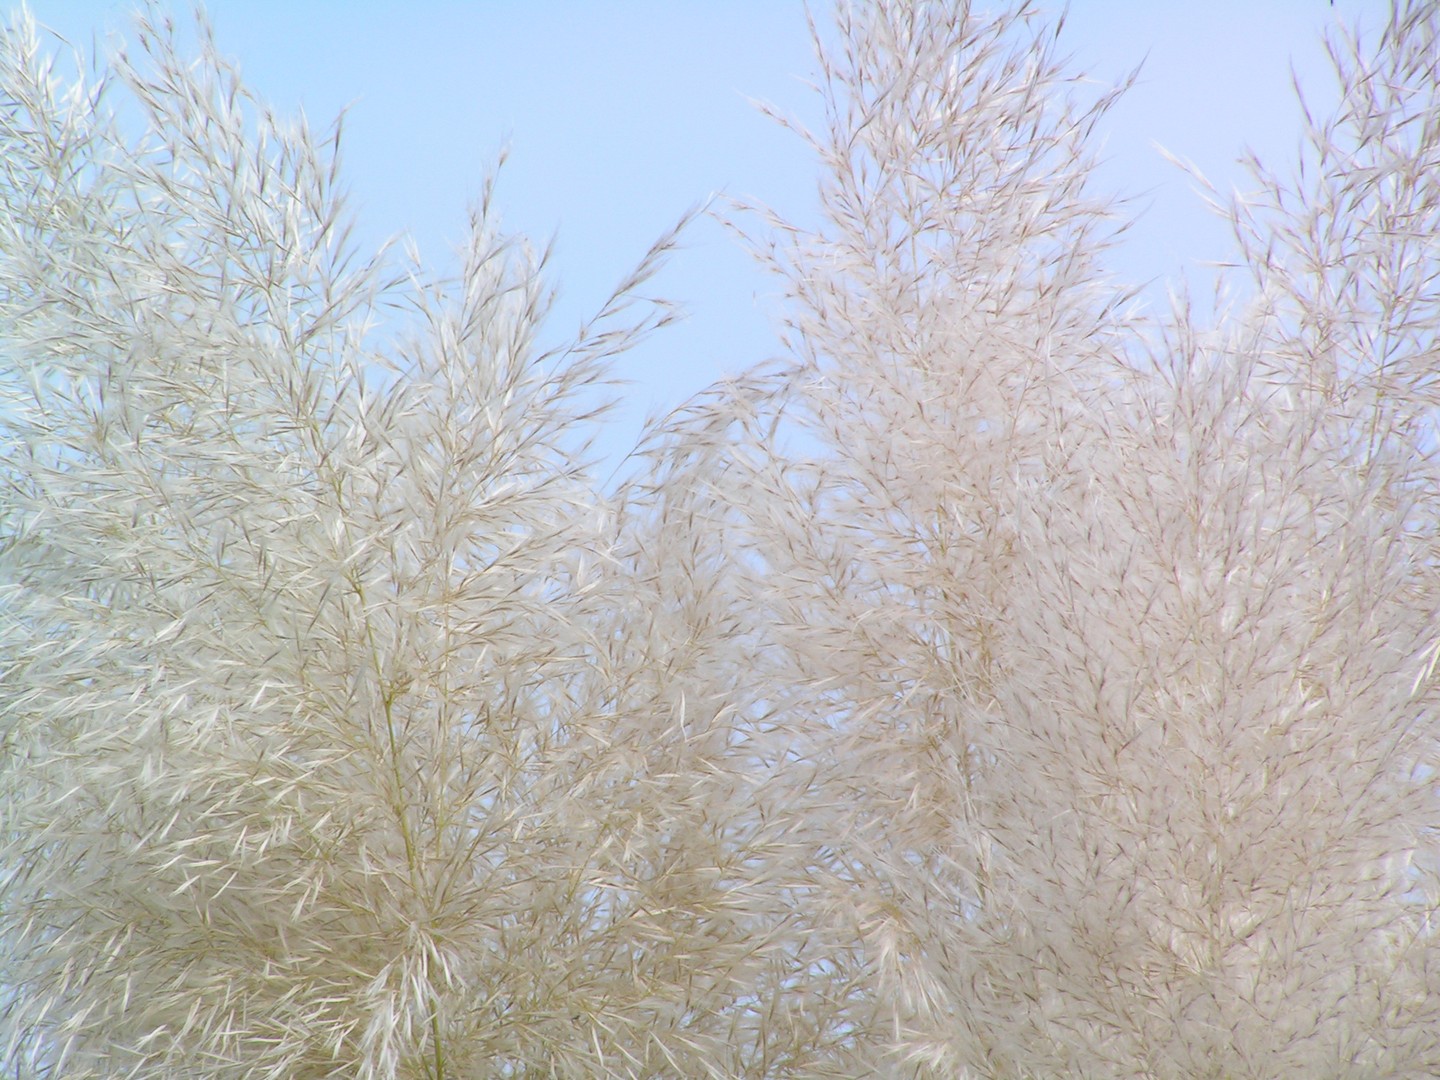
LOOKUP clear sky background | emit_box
[18,0,1377,465]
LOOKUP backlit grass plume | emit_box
[3,2,1439,1077]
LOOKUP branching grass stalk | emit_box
[3,2,1439,1077]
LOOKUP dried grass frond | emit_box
[4,2,1439,1077]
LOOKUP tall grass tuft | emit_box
[701,1,1440,1074]
[3,1,1439,1077]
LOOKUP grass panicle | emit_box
[3,2,1438,1077]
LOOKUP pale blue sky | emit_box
[20,1,1373,458]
